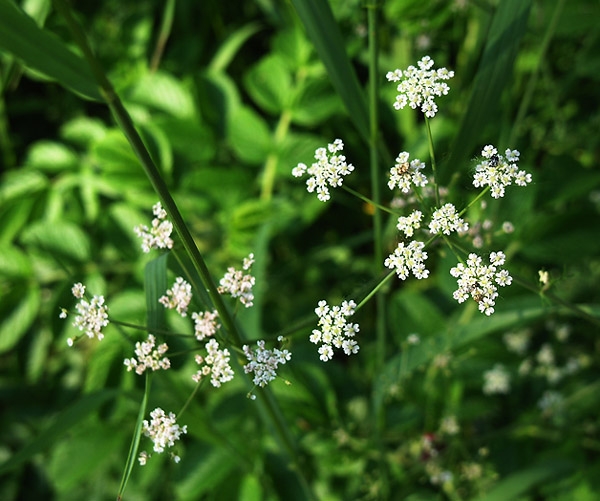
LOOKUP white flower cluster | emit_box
[292,139,354,202]
[309,300,360,362]
[396,210,423,238]
[218,253,256,308]
[386,56,454,118]
[192,310,219,341]
[384,241,429,280]
[388,151,428,193]
[473,145,532,198]
[124,334,170,375]
[483,364,510,395]
[428,203,469,235]
[134,202,174,253]
[139,407,187,465]
[192,339,235,387]
[450,251,512,316]
[60,282,109,346]
[159,276,192,316]
[243,337,291,389]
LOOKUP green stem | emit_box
[342,185,395,214]
[424,117,441,207]
[150,0,176,72]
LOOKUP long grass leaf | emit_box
[290,0,369,141]
[0,0,100,100]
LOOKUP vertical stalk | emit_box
[367,0,389,497]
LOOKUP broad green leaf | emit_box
[25,140,79,171]
[228,105,273,164]
[0,0,101,100]
[60,116,107,147]
[445,0,532,176]
[126,71,196,119]
[209,22,261,73]
[0,245,32,277]
[175,446,237,499]
[0,389,118,474]
[290,78,342,126]
[290,0,369,141]
[20,220,91,262]
[245,54,292,115]
[0,283,40,353]
[0,169,47,203]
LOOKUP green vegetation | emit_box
[1,0,599,499]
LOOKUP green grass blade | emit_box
[445,0,532,176]
[0,0,100,100]
[290,0,369,141]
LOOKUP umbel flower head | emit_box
[124,334,170,375]
[473,145,532,198]
[388,152,428,193]
[218,253,256,308]
[60,282,109,346]
[450,251,512,316]
[159,277,192,317]
[243,337,291,390]
[134,202,174,253]
[292,139,354,202]
[384,240,429,280]
[139,408,187,465]
[386,56,454,118]
[309,300,360,362]
[192,339,235,387]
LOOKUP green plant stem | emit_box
[425,117,441,207]
[150,0,176,72]
[53,1,315,498]
[342,185,395,214]
[261,108,292,201]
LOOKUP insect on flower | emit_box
[488,154,500,168]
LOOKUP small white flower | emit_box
[310,300,360,361]
[62,283,109,343]
[386,56,454,118]
[450,251,512,315]
[388,151,428,193]
[192,310,219,341]
[396,210,423,237]
[159,277,192,317]
[141,408,187,457]
[384,240,429,280]
[134,202,174,253]
[428,203,468,235]
[218,253,256,308]
[124,334,170,375]
[192,339,234,387]
[483,364,510,395]
[292,140,354,202]
[473,146,531,198]
[243,339,291,388]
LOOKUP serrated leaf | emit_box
[0,0,101,100]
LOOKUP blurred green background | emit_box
[1,0,599,499]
